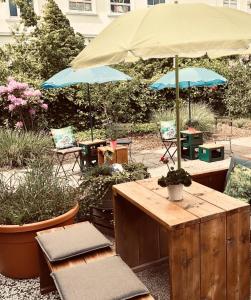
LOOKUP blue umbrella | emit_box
[150,67,227,122]
[42,66,131,140]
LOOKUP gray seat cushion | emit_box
[51,256,149,300]
[36,222,112,262]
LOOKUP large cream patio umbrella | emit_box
[71,3,251,169]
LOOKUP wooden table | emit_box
[98,145,128,165]
[113,178,250,300]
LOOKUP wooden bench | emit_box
[37,224,153,300]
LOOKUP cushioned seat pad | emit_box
[36,222,112,262]
[51,256,149,300]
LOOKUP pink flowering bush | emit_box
[0,77,48,130]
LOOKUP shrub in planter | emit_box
[0,129,53,168]
[0,158,78,278]
[78,163,150,221]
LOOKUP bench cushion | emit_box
[36,222,112,262]
[51,256,149,300]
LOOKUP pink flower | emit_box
[33,89,41,97]
[8,94,17,103]
[29,108,36,116]
[8,104,15,111]
[41,103,48,110]
[20,99,27,106]
[15,121,23,129]
[0,86,8,95]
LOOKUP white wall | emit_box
[0,0,249,45]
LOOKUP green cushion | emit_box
[226,155,251,185]
[160,121,176,140]
[51,126,76,149]
[224,164,251,204]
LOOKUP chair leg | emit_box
[72,152,81,172]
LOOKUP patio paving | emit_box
[133,136,251,177]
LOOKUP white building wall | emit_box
[0,0,249,46]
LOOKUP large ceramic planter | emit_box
[167,184,183,201]
[0,203,79,279]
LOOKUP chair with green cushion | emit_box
[51,126,82,176]
[159,120,186,164]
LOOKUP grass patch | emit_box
[152,103,215,132]
[0,129,53,168]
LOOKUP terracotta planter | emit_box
[0,203,79,279]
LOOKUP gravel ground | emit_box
[0,275,59,300]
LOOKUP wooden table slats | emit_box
[113,181,199,229]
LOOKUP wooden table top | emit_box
[113,178,249,230]
[180,130,203,134]
[98,145,127,152]
[199,143,224,149]
[78,139,106,145]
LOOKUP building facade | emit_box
[0,0,250,46]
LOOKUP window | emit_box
[147,0,165,5]
[110,0,131,14]
[69,0,93,12]
[9,0,18,17]
[223,0,237,8]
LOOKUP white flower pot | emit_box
[167,184,183,201]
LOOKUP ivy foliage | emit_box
[78,163,150,220]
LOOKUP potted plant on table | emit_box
[158,159,192,201]
[106,125,120,150]
[0,157,79,279]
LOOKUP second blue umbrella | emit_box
[150,67,227,123]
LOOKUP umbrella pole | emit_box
[87,83,94,141]
[188,81,191,124]
[175,55,181,169]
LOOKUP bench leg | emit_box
[38,248,55,294]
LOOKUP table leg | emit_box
[168,223,200,300]
[113,194,166,268]
[200,214,227,299]
[226,207,250,300]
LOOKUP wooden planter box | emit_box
[192,167,228,192]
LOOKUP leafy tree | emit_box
[224,62,251,117]
[15,0,38,27]
[34,0,85,78]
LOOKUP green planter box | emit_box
[199,144,224,162]
[181,131,203,147]
[181,145,199,160]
